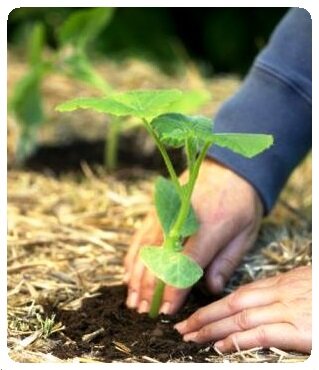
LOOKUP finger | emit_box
[123,242,140,283]
[126,259,146,308]
[124,212,162,282]
[182,221,235,269]
[205,226,258,294]
[137,269,157,313]
[160,286,191,315]
[182,302,286,343]
[175,286,278,335]
[214,323,303,353]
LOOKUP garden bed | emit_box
[7,56,311,363]
[7,160,311,363]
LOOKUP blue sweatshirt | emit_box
[207,8,312,214]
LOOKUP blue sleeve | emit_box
[207,8,312,214]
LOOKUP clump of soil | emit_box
[47,284,218,362]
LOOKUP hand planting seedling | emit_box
[56,89,273,318]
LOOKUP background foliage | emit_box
[8,7,288,75]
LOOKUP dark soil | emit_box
[46,284,222,362]
[21,132,186,177]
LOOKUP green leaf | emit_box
[58,8,114,50]
[155,176,198,237]
[56,89,183,120]
[211,133,274,158]
[10,67,44,128]
[140,247,203,288]
[168,89,211,114]
[9,66,45,161]
[152,113,274,158]
[151,113,213,148]
[27,22,45,66]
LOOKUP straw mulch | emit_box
[7,54,311,363]
[7,157,311,363]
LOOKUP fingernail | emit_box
[183,331,198,342]
[126,290,138,308]
[138,300,149,313]
[159,301,171,315]
[174,321,186,333]
[214,341,224,354]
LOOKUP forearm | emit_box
[207,8,312,214]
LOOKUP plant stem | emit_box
[105,118,121,170]
[185,139,195,173]
[148,143,211,318]
[143,119,182,195]
[149,279,165,318]
[168,142,211,241]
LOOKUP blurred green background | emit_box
[8,7,288,76]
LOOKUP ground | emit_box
[7,53,311,363]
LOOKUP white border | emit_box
[2,2,317,369]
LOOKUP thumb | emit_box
[205,227,258,294]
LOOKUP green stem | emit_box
[185,139,195,173]
[149,279,165,318]
[143,119,182,196]
[168,142,210,241]
[148,143,211,318]
[105,118,121,170]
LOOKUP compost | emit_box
[46,284,219,362]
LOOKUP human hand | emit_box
[174,266,312,354]
[124,158,263,314]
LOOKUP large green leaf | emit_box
[210,133,274,158]
[155,176,198,237]
[152,113,274,158]
[151,113,213,148]
[56,89,183,120]
[168,89,211,114]
[140,246,203,288]
[58,8,114,50]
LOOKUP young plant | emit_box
[36,313,56,338]
[9,8,212,171]
[9,22,48,162]
[57,7,114,94]
[56,89,273,318]
[57,8,119,170]
[9,8,114,163]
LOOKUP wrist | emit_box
[203,157,265,217]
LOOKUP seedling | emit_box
[9,8,211,170]
[9,8,113,163]
[9,8,212,170]
[9,22,48,161]
[56,89,273,318]
[36,313,56,338]
[57,7,113,94]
